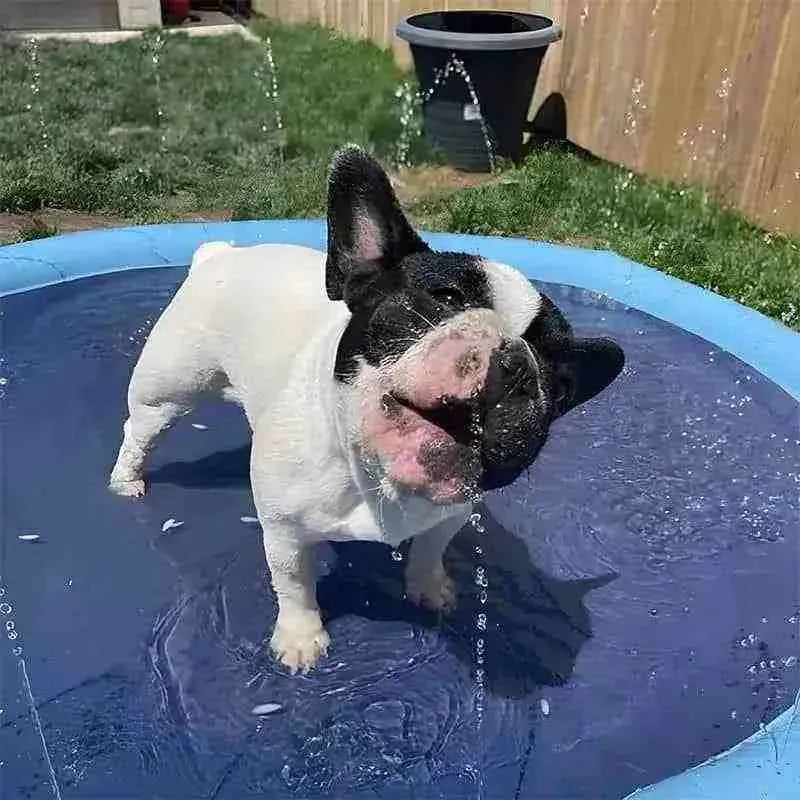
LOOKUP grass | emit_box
[0,20,797,329]
[410,146,800,328]
[0,22,424,221]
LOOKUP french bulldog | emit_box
[109,145,624,672]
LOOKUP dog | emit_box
[109,145,624,673]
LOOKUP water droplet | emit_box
[251,702,282,716]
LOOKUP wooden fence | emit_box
[253,0,800,235]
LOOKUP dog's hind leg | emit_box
[109,321,226,498]
[109,399,190,497]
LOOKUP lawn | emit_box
[0,20,798,330]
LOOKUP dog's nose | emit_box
[488,339,538,397]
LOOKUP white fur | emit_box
[109,242,470,672]
[482,258,542,335]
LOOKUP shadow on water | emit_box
[319,516,615,699]
[149,444,253,489]
[151,444,615,700]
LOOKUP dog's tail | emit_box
[189,240,233,272]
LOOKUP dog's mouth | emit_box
[387,391,480,447]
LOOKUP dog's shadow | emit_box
[149,444,252,489]
[319,515,614,699]
[152,445,615,700]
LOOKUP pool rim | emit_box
[1,219,796,402]
[0,218,797,799]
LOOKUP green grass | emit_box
[0,21,797,329]
[411,145,800,328]
[0,21,422,221]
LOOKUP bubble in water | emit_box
[12,646,23,657]
[540,698,551,716]
[0,603,11,615]
[391,550,403,562]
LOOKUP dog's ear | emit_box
[524,294,625,416]
[554,337,625,415]
[325,145,429,311]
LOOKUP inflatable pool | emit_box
[0,220,797,799]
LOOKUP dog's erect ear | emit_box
[524,294,625,416]
[325,145,429,310]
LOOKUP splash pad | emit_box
[0,220,797,799]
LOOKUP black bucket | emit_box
[396,10,562,172]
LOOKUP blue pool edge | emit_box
[0,219,798,799]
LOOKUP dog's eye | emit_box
[431,287,465,307]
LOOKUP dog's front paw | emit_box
[406,568,457,613]
[108,477,147,498]
[270,612,331,674]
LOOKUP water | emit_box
[254,35,285,156]
[395,53,495,172]
[623,76,645,141]
[24,38,48,154]
[143,31,166,142]
[2,271,798,797]
[466,407,488,797]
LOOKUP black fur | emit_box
[523,295,625,417]
[328,147,492,379]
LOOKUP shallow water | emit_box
[0,269,797,799]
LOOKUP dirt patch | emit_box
[0,208,234,245]
[388,165,505,204]
[0,210,126,245]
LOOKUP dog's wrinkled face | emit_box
[326,146,625,504]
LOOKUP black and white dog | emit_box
[109,146,624,672]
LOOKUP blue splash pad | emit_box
[0,222,798,799]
